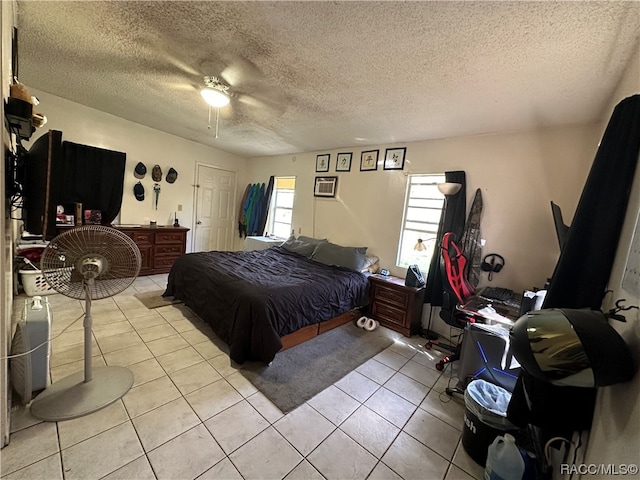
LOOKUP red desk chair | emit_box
[425,232,476,371]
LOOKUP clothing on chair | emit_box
[428,232,476,372]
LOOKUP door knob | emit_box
[196,221,202,225]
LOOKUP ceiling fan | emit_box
[200,76,231,108]
[200,76,232,138]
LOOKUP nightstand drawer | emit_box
[368,275,425,337]
[371,301,407,326]
[373,285,409,309]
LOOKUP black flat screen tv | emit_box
[23,130,63,240]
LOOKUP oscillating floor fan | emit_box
[30,226,141,421]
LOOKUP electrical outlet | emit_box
[480,238,486,247]
[177,204,183,211]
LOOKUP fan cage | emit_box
[41,226,142,300]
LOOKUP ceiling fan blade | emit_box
[219,56,262,87]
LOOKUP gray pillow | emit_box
[282,238,317,257]
[312,242,368,271]
[298,235,327,246]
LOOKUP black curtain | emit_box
[58,141,126,225]
[543,94,640,309]
[424,170,466,306]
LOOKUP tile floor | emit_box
[2,274,486,480]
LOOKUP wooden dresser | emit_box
[57,225,189,276]
[114,226,189,275]
[368,275,425,337]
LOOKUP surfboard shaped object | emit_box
[461,188,483,288]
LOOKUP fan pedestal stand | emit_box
[30,367,134,421]
[30,280,134,421]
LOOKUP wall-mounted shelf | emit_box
[4,97,33,140]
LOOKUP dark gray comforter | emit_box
[164,247,369,364]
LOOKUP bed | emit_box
[164,239,372,364]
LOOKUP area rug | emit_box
[239,321,401,414]
[134,290,183,309]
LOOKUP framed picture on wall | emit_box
[384,147,406,170]
[314,176,338,197]
[336,152,352,172]
[360,150,379,171]
[316,154,330,172]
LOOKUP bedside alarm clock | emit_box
[380,269,390,276]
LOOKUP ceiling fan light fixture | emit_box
[200,87,230,108]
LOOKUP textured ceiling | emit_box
[16,1,640,158]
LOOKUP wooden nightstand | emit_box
[368,275,425,337]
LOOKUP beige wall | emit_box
[24,89,249,252]
[585,42,640,473]
[248,123,599,334]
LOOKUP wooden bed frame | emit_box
[280,308,363,351]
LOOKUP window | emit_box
[397,174,446,273]
[268,177,296,238]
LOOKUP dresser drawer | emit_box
[155,244,184,256]
[155,232,185,244]
[130,232,153,244]
[371,301,407,326]
[373,284,410,309]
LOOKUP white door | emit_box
[193,164,236,252]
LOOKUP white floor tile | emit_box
[340,405,400,458]
[356,358,396,385]
[383,371,431,405]
[283,460,325,480]
[334,370,381,403]
[60,422,144,480]
[445,464,478,480]
[204,400,270,454]
[398,359,442,388]
[230,427,303,480]
[198,457,244,480]
[132,397,200,451]
[0,422,59,476]
[419,389,466,431]
[381,431,449,480]
[147,424,225,480]
[307,385,360,425]
[307,429,378,480]
[403,408,462,460]
[127,357,167,387]
[101,455,156,480]
[169,360,223,395]
[185,378,244,421]
[122,375,181,418]
[274,403,335,456]
[246,391,284,424]
[367,461,404,480]
[155,345,203,374]
[364,387,418,429]
[57,400,129,449]
[2,453,63,480]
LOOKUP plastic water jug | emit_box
[484,433,525,480]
